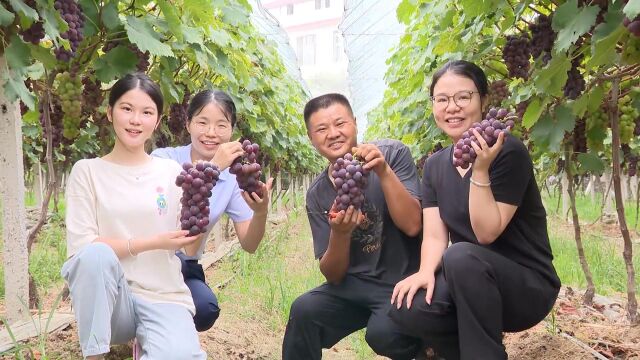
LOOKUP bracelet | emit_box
[469,177,491,187]
[127,238,136,257]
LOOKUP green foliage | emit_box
[367,0,640,172]
[1,0,323,175]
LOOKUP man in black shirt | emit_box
[282,94,423,360]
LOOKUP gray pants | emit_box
[61,243,207,359]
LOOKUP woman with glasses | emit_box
[388,60,560,359]
[152,90,272,332]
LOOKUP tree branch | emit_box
[26,72,57,253]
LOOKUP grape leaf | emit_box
[530,106,575,151]
[5,35,31,71]
[460,0,489,18]
[124,15,174,57]
[93,46,139,83]
[396,0,415,25]
[0,3,15,26]
[2,71,35,108]
[522,97,547,129]
[552,0,599,52]
[30,44,57,69]
[101,1,121,30]
[158,0,182,42]
[533,53,570,96]
[210,27,231,47]
[572,85,605,117]
[181,25,204,45]
[623,0,640,20]
[577,153,605,174]
[77,0,98,37]
[221,3,248,26]
[592,2,624,41]
[8,0,38,20]
[587,27,625,68]
[38,6,63,46]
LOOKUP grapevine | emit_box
[38,97,65,149]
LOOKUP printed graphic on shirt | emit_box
[156,186,168,216]
[351,200,383,254]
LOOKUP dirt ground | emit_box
[2,217,640,359]
[3,284,639,359]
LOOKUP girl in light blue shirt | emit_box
[152,90,272,331]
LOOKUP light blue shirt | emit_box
[151,144,254,259]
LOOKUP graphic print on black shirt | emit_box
[352,200,383,254]
[306,139,422,284]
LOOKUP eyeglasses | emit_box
[430,91,477,109]
[192,121,232,135]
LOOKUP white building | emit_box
[263,0,349,98]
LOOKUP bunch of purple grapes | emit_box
[563,57,586,100]
[53,0,85,61]
[81,75,102,116]
[17,0,45,44]
[175,162,221,236]
[230,140,265,197]
[529,14,555,64]
[331,153,369,212]
[502,35,531,80]
[452,108,516,169]
[20,21,45,44]
[624,16,640,37]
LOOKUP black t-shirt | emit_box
[306,139,422,285]
[422,134,560,288]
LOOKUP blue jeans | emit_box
[62,243,206,359]
[176,251,221,332]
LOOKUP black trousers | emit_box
[389,242,559,360]
[282,275,423,360]
[176,252,220,332]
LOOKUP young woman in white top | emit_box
[62,73,207,360]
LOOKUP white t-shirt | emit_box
[65,157,195,313]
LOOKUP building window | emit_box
[333,30,342,62]
[296,34,316,65]
[316,0,330,9]
[286,4,293,15]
